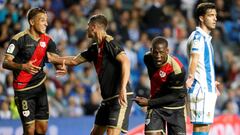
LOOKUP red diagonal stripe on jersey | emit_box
[13,34,50,90]
[95,40,104,75]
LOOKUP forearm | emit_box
[120,58,130,90]
[48,52,86,66]
[3,59,23,70]
[188,53,199,77]
[55,56,77,66]
[148,89,186,108]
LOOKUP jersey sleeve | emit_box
[81,44,97,62]
[189,33,204,54]
[5,39,19,57]
[106,40,124,59]
[143,53,151,67]
[47,39,59,54]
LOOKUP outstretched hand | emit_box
[22,59,41,74]
[56,60,67,77]
[132,96,149,107]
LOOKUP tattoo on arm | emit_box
[3,55,22,70]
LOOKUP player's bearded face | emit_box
[203,9,217,30]
[87,23,95,38]
[32,13,48,34]
[151,44,168,67]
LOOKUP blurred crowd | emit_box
[0,0,240,120]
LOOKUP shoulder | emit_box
[144,51,151,59]
[144,51,152,64]
[12,30,28,41]
[105,35,114,43]
[169,56,184,74]
[105,35,121,47]
[193,31,202,41]
[88,42,98,51]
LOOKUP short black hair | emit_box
[195,3,216,22]
[27,7,47,22]
[88,14,108,29]
[151,36,168,48]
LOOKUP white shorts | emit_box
[187,80,217,124]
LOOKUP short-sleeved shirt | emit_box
[187,27,216,93]
[5,30,58,90]
[81,35,132,99]
[144,53,186,107]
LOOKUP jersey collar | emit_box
[196,27,212,40]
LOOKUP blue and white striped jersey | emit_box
[187,27,216,93]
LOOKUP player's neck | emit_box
[29,28,41,41]
[96,30,107,43]
[199,24,211,34]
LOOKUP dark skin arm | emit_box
[133,92,185,107]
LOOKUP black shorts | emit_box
[14,83,49,125]
[145,107,186,135]
[95,94,133,133]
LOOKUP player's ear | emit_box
[166,48,169,54]
[199,16,203,23]
[29,19,34,26]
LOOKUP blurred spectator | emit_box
[0,2,19,24]
[77,64,97,87]
[111,0,123,23]
[124,40,139,88]
[215,0,231,22]
[59,10,70,29]
[64,96,83,117]
[48,88,66,118]
[93,0,113,21]
[84,83,102,115]
[69,4,88,32]
[222,99,239,114]
[162,26,176,54]
[127,20,141,43]
[42,0,55,24]
[0,22,11,48]
[135,73,150,98]
[0,101,11,119]
[212,28,228,78]
[48,18,68,45]
[230,0,240,22]
[143,0,168,37]
[0,83,7,104]
[117,10,130,42]
[135,32,151,71]
[172,27,188,70]
[9,96,19,119]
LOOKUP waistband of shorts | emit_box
[102,92,134,102]
[163,105,185,110]
[14,76,46,92]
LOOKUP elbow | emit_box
[70,60,79,66]
[2,63,6,69]
[2,61,9,70]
